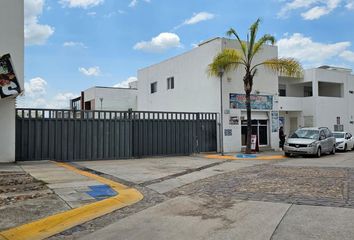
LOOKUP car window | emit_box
[333,132,345,138]
[324,128,331,138]
[320,131,326,140]
[290,129,319,140]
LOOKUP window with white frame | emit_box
[167,77,174,90]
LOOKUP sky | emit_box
[18,0,354,108]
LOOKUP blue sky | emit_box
[19,0,354,108]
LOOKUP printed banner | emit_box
[0,54,21,99]
[230,93,273,110]
[271,111,279,133]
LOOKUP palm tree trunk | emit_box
[244,71,253,154]
[245,92,252,154]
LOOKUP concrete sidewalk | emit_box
[81,195,354,240]
[21,161,105,208]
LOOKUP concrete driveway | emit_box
[73,151,354,240]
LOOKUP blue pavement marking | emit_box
[86,184,117,200]
[236,154,257,158]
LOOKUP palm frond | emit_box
[226,28,247,58]
[207,48,244,77]
[252,34,275,57]
[247,18,261,62]
[259,58,303,78]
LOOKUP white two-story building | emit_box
[138,37,354,153]
[138,37,280,152]
[278,66,354,137]
[70,81,138,111]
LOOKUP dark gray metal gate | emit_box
[16,109,217,161]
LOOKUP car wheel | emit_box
[284,152,291,157]
[331,145,336,155]
[345,144,347,151]
[315,147,321,158]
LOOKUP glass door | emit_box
[241,120,269,146]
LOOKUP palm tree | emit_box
[208,18,303,154]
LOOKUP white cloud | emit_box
[346,0,354,9]
[129,0,150,7]
[79,66,101,76]
[17,77,77,109]
[113,77,138,88]
[134,32,181,52]
[24,0,54,45]
[59,0,104,9]
[63,41,87,48]
[278,0,342,20]
[277,33,353,67]
[183,12,215,25]
[24,77,48,97]
[340,50,354,62]
[53,92,77,104]
[173,12,215,30]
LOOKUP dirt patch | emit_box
[0,171,50,206]
[0,171,70,231]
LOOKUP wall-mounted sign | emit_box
[271,111,279,133]
[224,129,232,136]
[229,116,239,125]
[0,54,21,99]
[230,93,273,110]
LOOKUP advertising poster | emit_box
[279,116,285,127]
[0,54,21,99]
[230,93,273,110]
[271,111,279,133]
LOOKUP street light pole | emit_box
[99,97,103,110]
[218,67,225,156]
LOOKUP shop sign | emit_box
[0,54,21,99]
[230,93,273,110]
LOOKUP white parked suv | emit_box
[333,132,354,151]
[284,127,336,158]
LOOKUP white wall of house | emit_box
[280,67,354,137]
[138,38,222,113]
[0,0,24,162]
[138,38,280,152]
[84,87,138,111]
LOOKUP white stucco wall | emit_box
[138,38,280,152]
[0,0,24,162]
[84,87,138,111]
[138,38,222,113]
[280,68,354,137]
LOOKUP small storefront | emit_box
[241,119,269,146]
[223,93,279,152]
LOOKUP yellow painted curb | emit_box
[0,162,143,240]
[205,154,287,161]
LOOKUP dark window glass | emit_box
[279,89,286,96]
[151,82,157,94]
[167,77,174,89]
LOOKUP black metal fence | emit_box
[15,109,217,161]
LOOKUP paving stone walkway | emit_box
[168,165,354,208]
